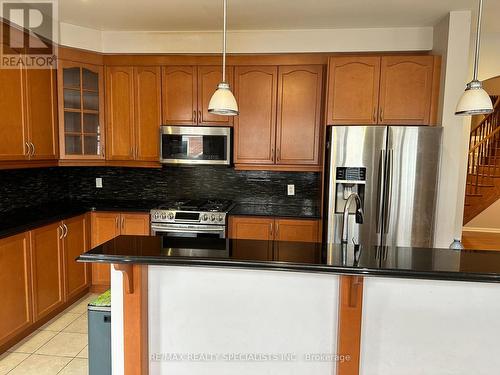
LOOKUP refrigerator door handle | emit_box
[383,149,393,234]
[376,149,386,234]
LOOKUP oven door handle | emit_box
[151,225,225,234]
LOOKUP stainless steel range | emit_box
[150,199,234,238]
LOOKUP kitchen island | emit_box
[79,236,500,375]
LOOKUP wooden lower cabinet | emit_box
[30,223,64,321]
[228,216,321,262]
[91,212,150,289]
[64,215,90,301]
[0,233,32,348]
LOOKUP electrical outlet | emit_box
[95,178,103,188]
[287,184,295,196]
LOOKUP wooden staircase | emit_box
[464,96,500,224]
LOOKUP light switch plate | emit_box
[95,177,103,188]
[287,184,295,196]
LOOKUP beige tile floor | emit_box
[1,293,97,375]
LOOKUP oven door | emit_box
[160,125,231,165]
[151,223,226,239]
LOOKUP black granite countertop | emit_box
[78,235,500,283]
[0,200,162,239]
[229,204,321,218]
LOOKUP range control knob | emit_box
[167,212,174,220]
[211,214,216,221]
[161,212,167,220]
[202,214,208,221]
[218,214,224,222]
[154,212,160,220]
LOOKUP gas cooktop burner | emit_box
[157,199,233,212]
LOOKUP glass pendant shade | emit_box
[208,82,239,115]
[455,80,493,115]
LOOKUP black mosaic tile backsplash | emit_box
[0,166,321,213]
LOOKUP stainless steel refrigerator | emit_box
[324,125,442,248]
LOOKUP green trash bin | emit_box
[88,290,111,375]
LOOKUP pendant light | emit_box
[455,0,493,116]
[208,0,239,116]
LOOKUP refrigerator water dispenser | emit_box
[335,167,366,213]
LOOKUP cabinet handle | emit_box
[270,222,273,237]
[271,148,275,161]
[121,216,125,229]
[63,224,68,238]
[130,147,134,157]
[277,148,281,161]
[379,108,383,123]
[193,110,196,122]
[101,144,105,157]
[275,222,279,239]
[198,110,202,124]
[31,142,35,156]
[58,225,64,240]
[25,142,30,157]
[116,217,119,229]
[373,107,376,123]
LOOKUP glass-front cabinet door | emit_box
[58,61,105,160]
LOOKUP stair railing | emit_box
[467,98,500,196]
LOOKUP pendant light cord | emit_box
[222,0,227,83]
[473,0,483,81]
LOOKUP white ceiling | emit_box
[59,0,500,32]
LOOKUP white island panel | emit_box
[148,266,340,375]
[360,277,500,374]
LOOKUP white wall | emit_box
[59,23,433,53]
[479,32,500,81]
[432,11,472,247]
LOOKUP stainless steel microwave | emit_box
[160,126,231,165]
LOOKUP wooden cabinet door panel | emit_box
[197,65,234,126]
[162,66,197,125]
[0,233,32,346]
[0,61,27,160]
[327,56,381,125]
[379,56,435,125]
[106,66,135,160]
[25,68,58,159]
[135,66,161,161]
[276,65,323,165]
[274,219,321,263]
[234,66,277,164]
[228,216,274,240]
[121,213,150,235]
[64,215,89,300]
[275,219,320,242]
[91,212,120,287]
[30,223,64,321]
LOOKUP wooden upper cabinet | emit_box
[197,65,234,126]
[0,63,27,160]
[162,66,197,125]
[63,215,89,301]
[30,223,64,321]
[379,55,436,125]
[121,213,150,235]
[234,66,278,165]
[276,65,323,165]
[0,233,32,347]
[327,56,381,125]
[25,68,58,160]
[58,61,105,160]
[228,216,274,240]
[134,66,161,161]
[106,66,135,160]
